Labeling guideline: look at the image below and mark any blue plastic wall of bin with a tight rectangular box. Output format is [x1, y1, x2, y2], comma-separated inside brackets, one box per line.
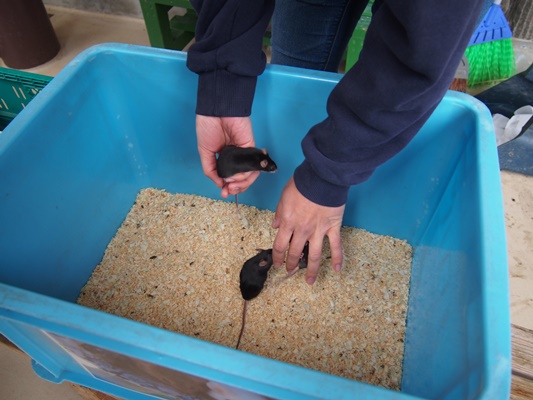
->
[0, 44, 510, 399]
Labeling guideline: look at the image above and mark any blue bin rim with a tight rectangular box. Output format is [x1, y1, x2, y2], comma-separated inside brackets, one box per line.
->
[0, 43, 510, 399]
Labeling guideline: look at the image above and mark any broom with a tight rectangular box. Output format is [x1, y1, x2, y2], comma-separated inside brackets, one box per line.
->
[465, 0, 516, 87]
[449, 56, 469, 93]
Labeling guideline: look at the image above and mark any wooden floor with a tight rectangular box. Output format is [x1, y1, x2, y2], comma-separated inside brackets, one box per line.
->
[2, 324, 532, 399]
[512, 325, 533, 400]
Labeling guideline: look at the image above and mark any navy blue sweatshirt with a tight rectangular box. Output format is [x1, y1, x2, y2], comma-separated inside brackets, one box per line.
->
[187, 0, 484, 207]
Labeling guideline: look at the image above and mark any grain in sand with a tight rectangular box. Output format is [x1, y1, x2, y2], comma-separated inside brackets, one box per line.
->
[78, 188, 413, 390]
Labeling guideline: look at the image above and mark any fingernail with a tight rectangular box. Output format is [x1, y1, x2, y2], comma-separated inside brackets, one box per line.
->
[286, 267, 299, 277]
[306, 276, 316, 285]
[334, 264, 342, 272]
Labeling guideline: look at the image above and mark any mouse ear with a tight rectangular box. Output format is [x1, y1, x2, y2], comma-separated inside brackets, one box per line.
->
[261, 148, 268, 155]
[258, 259, 269, 267]
[260, 159, 269, 169]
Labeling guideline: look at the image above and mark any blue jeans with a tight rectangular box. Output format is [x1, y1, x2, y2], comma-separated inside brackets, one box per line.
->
[270, 0, 377, 72]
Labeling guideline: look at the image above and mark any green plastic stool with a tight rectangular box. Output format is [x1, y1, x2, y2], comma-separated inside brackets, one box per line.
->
[140, 0, 197, 50]
[345, 0, 373, 71]
[140, 0, 366, 64]
[140, 0, 271, 51]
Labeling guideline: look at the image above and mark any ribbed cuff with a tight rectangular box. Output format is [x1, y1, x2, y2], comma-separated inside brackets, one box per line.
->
[293, 160, 349, 207]
[196, 70, 257, 117]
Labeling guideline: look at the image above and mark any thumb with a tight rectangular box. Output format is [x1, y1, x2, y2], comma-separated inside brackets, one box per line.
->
[198, 146, 224, 188]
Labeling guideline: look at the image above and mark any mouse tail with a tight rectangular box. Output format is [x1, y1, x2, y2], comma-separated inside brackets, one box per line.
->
[236, 300, 247, 350]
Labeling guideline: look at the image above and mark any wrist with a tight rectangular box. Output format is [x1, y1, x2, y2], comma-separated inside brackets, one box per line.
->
[293, 160, 349, 207]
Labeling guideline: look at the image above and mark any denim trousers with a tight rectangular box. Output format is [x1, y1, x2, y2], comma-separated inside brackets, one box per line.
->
[270, 0, 378, 72]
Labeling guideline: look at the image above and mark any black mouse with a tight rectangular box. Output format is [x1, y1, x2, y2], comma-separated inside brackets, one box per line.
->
[286, 236, 309, 273]
[298, 241, 310, 270]
[236, 249, 274, 349]
[239, 248, 274, 300]
[216, 145, 277, 178]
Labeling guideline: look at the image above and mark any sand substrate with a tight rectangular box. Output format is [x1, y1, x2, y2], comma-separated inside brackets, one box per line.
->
[77, 188, 413, 390]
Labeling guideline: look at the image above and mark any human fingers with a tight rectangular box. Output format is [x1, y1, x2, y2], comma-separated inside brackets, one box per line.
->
[304, 236, 325, 285]
[223, 171, 254, 183]
[198, 146, 224, 188]
[224, 171, 260, 195]
[220, 172, 259, 198]
[271, 179, 301, 268]
[327, 228, 343, 273]
[284, 232, 310, 273]
[272, 223, 293, 268]
[196, 115, 225, 187]
[220, 183, 240, 199]
[272, 176, 345, 280]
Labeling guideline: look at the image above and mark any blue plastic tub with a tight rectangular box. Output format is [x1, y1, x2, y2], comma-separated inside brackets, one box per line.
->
[0, 44, 510, 399]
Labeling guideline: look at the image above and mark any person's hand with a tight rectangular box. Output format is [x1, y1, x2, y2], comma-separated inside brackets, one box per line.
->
[196, 115, 260, 198]
[272, 177, 345, 285]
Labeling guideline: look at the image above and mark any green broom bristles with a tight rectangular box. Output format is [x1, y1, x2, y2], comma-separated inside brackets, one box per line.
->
[465, 0, 516, 87]
[465, 38, 516, 87]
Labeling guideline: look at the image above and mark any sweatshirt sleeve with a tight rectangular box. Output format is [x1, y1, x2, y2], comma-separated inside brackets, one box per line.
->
[186, 0, 274, 117]
[293, 0, 484, 207]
